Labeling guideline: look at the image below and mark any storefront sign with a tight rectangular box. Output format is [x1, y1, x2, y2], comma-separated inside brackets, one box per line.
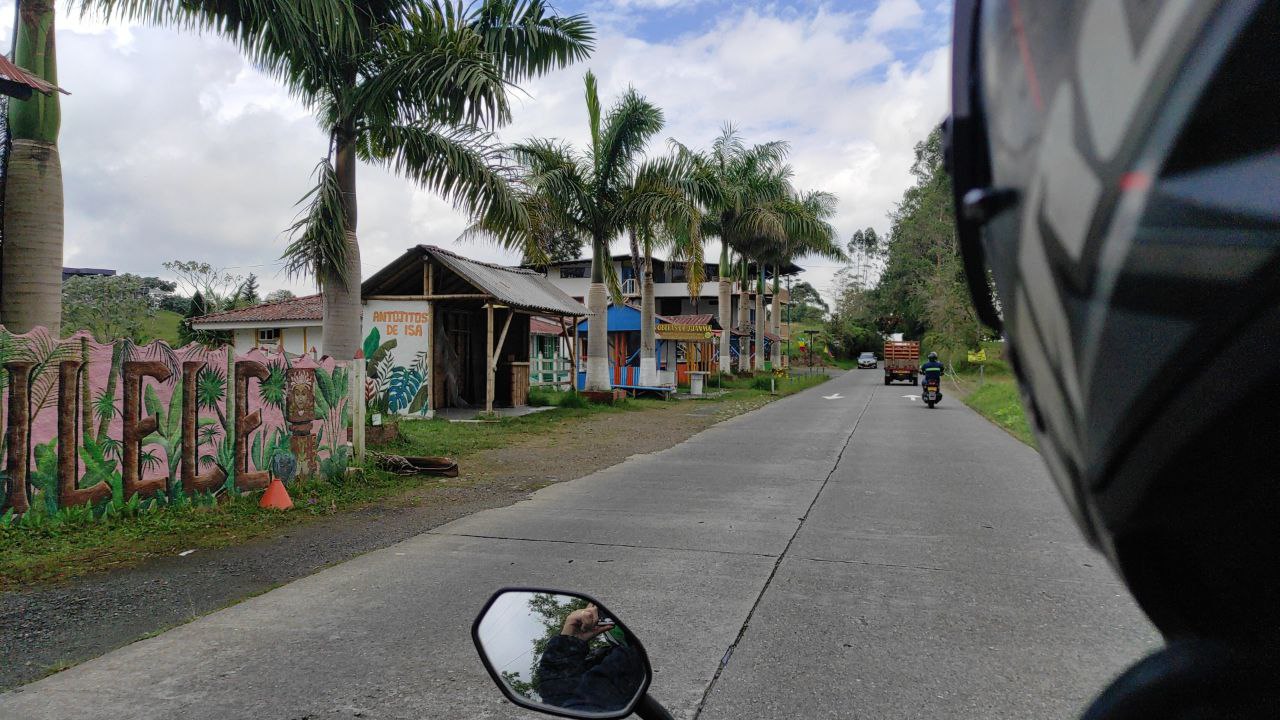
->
[656, 323, 714, 341]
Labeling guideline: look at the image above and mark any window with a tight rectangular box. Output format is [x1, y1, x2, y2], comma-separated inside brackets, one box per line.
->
[559, 266, 587, 278]
[257, 328, 280, 344]
[660, 298, 683, 316]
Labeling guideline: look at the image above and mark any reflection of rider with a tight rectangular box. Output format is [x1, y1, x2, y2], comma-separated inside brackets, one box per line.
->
[536, 604, 644, 712]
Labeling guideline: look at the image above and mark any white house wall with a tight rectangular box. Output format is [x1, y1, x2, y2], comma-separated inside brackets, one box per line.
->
[232, 329, 255, 354]
[228, 326, 323, 356]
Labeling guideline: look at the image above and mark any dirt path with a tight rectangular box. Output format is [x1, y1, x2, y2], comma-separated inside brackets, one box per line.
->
[0, 395, 764, 690]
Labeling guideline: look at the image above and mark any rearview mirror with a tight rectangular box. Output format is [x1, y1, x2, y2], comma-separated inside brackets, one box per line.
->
[472, 588, 652, 719]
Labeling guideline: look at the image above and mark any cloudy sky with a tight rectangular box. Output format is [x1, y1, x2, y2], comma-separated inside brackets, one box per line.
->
[1, 0, 951, 303]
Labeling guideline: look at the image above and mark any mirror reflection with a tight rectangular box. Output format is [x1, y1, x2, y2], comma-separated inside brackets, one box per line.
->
[477, 591, 646, 714]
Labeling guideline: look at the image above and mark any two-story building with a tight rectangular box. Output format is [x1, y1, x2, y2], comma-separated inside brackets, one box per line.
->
[531, 255, 800, 338]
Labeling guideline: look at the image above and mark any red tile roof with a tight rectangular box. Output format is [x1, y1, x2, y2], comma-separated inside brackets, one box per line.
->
[190, 294, 323, 326]
[529, 316, 566, 335]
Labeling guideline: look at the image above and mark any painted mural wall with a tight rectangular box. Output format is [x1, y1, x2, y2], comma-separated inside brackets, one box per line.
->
[362, 300, 430, 418]
[0, 327, 351, 517]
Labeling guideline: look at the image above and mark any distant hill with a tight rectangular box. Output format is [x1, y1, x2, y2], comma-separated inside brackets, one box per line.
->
[142, 309, 183, 345]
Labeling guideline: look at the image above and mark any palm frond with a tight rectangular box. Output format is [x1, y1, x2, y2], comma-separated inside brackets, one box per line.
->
[366, 123, 527, 240]
[595, 88, 664, 195]
[73, 0, 356, 99]
[584, 70, 602, 155]
[468, 0, 596, 83]
[510, 138, 594, 229]
[362, 8, 512, 129]
[281, 157, 349, 288]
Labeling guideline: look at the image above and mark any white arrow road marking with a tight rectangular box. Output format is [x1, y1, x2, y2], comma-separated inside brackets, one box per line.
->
[823, 393, 844, 400]
[902, 395, 918, 401]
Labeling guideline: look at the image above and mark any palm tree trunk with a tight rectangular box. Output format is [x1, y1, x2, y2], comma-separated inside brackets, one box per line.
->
[639, 251, 657, 386]
[320, 125, 363, 361]
[717, 245, 730, 374]
[754, 270, 765, 370]
[584, 238, 611, 391]
[737, 259, 750, 371]
[3, 3, 63, 335]
[770, 270, 782, 367]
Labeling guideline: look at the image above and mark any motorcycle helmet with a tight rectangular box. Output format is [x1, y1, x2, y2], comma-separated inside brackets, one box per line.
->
[947, 0, 1280, 642]
[927, 352, 938, 361]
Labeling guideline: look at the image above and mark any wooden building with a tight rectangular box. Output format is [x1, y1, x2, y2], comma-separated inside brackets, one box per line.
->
[361, 246, 590, 414]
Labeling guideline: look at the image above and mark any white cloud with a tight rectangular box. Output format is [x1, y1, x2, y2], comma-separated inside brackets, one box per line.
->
[1, 2, 949, 304]
[866, 0, 925, 36]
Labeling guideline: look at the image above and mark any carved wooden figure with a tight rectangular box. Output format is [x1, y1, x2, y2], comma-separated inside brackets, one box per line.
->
[58, 361, 110, 508]
[122, 360, 171, 499]
[181, 361, 226, 494]
[4, 362, 33, 513]
[234, 360, 270, 491]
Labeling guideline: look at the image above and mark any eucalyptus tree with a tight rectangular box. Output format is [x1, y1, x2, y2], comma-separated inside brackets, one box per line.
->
[80, 0, 594, 360]
[504, 71, 666, 392]
[673, 127, 792, 374]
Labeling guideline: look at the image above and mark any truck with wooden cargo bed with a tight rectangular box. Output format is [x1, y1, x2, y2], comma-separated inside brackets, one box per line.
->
[883, 340, 920, 385]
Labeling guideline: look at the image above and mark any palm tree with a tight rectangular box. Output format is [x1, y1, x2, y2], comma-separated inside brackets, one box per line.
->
[3, 2, 69, 334]
[281, 1, 593, 360]
[674, 127, 792, 375]
[624, 153, 713, 386]
[78, 0, 594, 361]
[757, 190, 844, 367]
[502, 71, 665, 392]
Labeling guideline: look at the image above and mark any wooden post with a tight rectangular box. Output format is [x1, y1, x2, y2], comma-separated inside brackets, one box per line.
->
[351, 356, 366, 464]
[492, 310, 513, 371]
[559, 315, 577, 391]
[486, 303, 495, 414]
[425, 259, 435, 418]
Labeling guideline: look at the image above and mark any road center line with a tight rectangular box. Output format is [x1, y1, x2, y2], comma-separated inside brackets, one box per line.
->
[692, 382, 877, 718]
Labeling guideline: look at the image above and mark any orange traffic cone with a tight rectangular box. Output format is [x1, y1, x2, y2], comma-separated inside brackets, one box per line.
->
[260, 478, 293, 510]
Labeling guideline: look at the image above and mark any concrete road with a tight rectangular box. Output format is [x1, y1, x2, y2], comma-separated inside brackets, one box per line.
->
[2, 370, 1158, 719]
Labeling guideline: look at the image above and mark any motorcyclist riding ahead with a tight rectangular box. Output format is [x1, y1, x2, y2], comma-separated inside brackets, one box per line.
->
[919, 352, 943, 392]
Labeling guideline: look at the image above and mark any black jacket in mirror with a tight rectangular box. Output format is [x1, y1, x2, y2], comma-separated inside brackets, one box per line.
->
[536, 635, 645, 712]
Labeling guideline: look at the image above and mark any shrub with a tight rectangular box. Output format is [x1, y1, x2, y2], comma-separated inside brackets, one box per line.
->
[557, 392, 590, 409]
[527, 387, 556, 407]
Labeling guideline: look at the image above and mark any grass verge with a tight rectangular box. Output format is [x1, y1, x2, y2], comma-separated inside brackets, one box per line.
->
[1, 373, 829, 589]
[957, 374, 1034, 448]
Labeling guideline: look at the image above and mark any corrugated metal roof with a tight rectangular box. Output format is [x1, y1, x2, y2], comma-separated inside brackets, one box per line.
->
[0, 56, 65, 98]
[422, 245, 590, 317]
[191, 294, 323, 326]
[663, 314, 714, 326]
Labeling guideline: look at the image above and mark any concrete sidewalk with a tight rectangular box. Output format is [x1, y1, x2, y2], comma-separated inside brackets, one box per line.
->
[1, 370, 1156, 719]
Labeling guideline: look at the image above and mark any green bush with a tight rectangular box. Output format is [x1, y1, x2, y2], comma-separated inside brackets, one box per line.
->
[751, 375, 776, 391]
[557, 392, 590, 409]
[527, 387, 556, 407]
